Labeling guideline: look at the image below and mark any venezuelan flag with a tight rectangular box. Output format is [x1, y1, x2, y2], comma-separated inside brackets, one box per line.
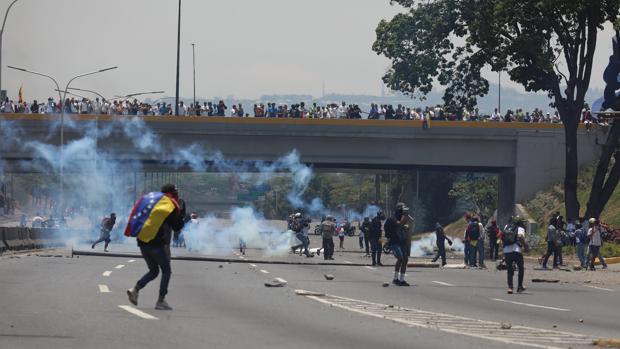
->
[124, 192, 179, 243]
[423, 112, 431, 129]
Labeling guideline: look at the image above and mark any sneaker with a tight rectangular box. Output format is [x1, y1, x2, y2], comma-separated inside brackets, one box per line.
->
[126, 288, 139, 306]
[602, 265, 608, 269]
[392, 279, 399, 285]
[537, 257, 542, 265]
[507, 288, 513, 294]
[104, 249, 109, 253]
[398, 280, 410, 287]
[91, 244, 95, 249]
[517, 287, 526, 293]
[377, 262, 384, 266]
[155, 299, 172, 310]
[371, 262, 377, 266]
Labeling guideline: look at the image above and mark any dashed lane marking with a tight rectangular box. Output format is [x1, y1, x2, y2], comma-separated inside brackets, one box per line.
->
[274, 277, 287, 284]
[343, 261, 353, 264]
[365, 266, 377, 270]
[432, 281, 454, 287]
[239, 256, 245, 259]
[260, 269, 270, 274]
[118, 305, 158, 320]
[128, 259, 136, 263]
[249, 264, 257, 268]
[299, 291, 592, 349]
[491, 298, 570, 312]
[114, 265, 125, 269]
[98, 284, 110, 293]
[583, 285, 614, 292]
[102, 271, 112, 277]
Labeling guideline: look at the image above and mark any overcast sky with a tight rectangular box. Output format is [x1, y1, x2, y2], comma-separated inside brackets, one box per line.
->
[1, 0, 617, 102]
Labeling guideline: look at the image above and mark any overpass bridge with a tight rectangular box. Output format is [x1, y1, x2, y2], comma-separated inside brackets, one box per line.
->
[0, 114, 603, 224]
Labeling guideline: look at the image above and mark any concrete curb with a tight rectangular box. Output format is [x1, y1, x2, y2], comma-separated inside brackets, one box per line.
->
[596, 257, 620, 265]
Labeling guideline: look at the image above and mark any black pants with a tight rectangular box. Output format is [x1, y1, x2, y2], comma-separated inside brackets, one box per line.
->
[322, 238, 334, 260]
[541, 241, 558, 268]
[489, 238, 499, 261]
[370, 238, 382, 264]
[505, 251, 524, 289]
[432, 243, 446, 265]
[364, 236, 370, 255]
[136, 245, 171, 299]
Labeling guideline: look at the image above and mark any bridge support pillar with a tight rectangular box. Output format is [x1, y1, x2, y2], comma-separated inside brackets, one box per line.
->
[497, 169, 516, 228]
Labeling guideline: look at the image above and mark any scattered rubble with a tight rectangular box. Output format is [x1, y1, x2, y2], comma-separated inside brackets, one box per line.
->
[264, 278, 287, 288]
[324, 274, 334, 280]
[500, 322, 512, 330]
[295, 290, 325, 296]
[382, 282, 390, 287]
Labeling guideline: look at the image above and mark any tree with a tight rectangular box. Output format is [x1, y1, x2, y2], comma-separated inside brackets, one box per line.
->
[373, 0, 620, 220]
[448, 175, 498, 219]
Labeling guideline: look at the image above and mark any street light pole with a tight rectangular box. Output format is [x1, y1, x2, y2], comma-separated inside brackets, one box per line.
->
[175, 0, 181, 116]
[192, 43, 196, 111]
[0, 0, 19, 101]
[8, 65, 117, 218]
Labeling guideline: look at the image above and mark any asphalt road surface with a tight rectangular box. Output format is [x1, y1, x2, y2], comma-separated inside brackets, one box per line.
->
[1, 246, 618, 349]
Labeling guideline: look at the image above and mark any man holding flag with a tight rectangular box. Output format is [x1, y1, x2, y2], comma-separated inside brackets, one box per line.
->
[125, 184, 186, 310]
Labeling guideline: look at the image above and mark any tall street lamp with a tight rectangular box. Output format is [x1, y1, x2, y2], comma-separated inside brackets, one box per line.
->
[0, 0, 19, 101]
[175, 0, 181, 116]
[192, 43, 196, 111]
[8, 65, 117, 217]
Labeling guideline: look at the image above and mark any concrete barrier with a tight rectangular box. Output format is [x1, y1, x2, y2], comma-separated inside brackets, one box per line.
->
[0, 228, 6, 253]
[18, 228, 35, 250]
[2, 227, 28, 250]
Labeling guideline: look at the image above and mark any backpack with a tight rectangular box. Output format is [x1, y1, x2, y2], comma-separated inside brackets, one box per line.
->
[468, 222, 480, 240]
[383, 217, 400, 244]
[502, 225, 518, 246]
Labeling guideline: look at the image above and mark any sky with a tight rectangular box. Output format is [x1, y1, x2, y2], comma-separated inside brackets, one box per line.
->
[1, 0, 617, 103]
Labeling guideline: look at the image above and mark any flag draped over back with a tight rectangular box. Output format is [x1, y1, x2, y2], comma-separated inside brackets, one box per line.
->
[124, 192, 178, 243]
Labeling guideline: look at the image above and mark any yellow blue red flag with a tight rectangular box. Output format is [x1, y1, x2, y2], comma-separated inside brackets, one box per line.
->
[124, 192, 178, 243]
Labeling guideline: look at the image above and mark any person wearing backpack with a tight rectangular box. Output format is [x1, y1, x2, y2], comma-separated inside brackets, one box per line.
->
[574, 221, 588, 268]
[466, 217, 481, 268]
[501, 216, 527, 294]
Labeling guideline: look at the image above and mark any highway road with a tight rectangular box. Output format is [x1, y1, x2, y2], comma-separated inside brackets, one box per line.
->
[0, 246, 618, 349]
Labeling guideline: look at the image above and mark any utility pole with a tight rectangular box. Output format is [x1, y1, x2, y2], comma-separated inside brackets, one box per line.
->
[192, 43, 196, 111]
[0, 0, 19, 101]
[498, 71, 502, 114]
[175, 0, 182, 116]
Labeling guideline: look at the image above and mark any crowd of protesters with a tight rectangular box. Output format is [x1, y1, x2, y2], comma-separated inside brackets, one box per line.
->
[0, 96, 607, 125]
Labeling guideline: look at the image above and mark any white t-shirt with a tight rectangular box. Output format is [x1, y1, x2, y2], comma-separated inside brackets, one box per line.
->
[503, 227, 526, 253]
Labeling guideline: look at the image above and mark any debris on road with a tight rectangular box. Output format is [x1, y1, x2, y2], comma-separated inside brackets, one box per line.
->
[532, 278, 560, 283]
[264, 278, 287, 288]
[442, 264, 466, 269]
[324, 274, 335, 280]
[579, 319, 584, 323]
[407, 262, 439, 268]
[593, 338, 620, 348]
[382, 282, 390, 287]
[218, 265, 223, 268]
[500, 322, 512, 330]
[573, 265, 583, 271]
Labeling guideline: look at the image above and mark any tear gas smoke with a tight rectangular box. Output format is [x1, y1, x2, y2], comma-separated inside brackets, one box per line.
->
[409, 234, 464, 258]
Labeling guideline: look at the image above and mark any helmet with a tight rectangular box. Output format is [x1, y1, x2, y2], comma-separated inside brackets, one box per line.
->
[326, 215, 334, 222]
[512, 215, 524, 226]
[395, 202, 409, 212]
[294, 213, 302, 218]
[589, 218, 597, 224]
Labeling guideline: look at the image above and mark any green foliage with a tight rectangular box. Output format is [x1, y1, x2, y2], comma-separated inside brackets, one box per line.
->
[448, 174, 498, 218]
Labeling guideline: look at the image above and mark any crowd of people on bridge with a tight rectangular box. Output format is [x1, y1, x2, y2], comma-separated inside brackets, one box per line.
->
[0, 96, 606, 125]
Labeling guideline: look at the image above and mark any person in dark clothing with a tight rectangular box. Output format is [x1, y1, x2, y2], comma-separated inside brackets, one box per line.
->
[92, 213, 116, 252]
[486, 220, 500, 261]
[431, 223, 452, 266]
[360, 217, 371, 256]
[541, 217, 559, 269]
[386, 203, 412, 286]
[127, 184, 185, 311]
[369, 211, 385, 266]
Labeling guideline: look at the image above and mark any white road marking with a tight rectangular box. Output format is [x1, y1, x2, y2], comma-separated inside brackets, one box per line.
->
[583, 285, 614, 292]
[114, 264, 125, 269]
[365, 266, 377, 270]
[102, 271, 112, 277]
[239, 256, 245, 259]
[249, 264, 257, 268]
[432, 281, 454, 287]
[118, 305, 158, 320]
[344, 261, 353, 264]
[491, 298, 570, 312]
[98, 284, 110, 293]
[260, 269, 270, 274]
[274, 277, 287, 283]
[128, 259, 136, 263]
[300, 291, 591, 349]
